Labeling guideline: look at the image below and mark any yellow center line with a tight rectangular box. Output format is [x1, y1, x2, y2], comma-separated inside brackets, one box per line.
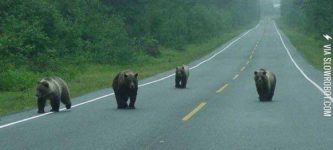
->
[240, 66, 246, 71]
[182, 102, 207, 122]
[232, 74, 239, 80]
[216, 84, 229, 93]
[246, 60, 250, 65]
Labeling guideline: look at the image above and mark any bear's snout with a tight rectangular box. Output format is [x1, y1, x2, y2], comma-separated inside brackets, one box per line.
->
[129, 82, 136, 89]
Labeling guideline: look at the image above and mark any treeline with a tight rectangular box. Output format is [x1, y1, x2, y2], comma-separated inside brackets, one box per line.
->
[0, 0, 259, 91]
[280, 0, 333, 38]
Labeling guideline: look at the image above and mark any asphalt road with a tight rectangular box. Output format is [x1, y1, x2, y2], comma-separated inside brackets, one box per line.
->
[0, 19, 332, 150]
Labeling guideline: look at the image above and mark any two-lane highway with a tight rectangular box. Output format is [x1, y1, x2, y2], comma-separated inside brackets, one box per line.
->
[0, 18, 331, 150]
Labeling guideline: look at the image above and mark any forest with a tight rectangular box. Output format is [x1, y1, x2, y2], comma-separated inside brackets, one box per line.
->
[0, 0, 259, 91]
[279, 0, 333, 68]
[280, 0, 333, 38]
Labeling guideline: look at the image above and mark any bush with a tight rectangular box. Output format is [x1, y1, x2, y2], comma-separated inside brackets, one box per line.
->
[135, 36, 160, 57]
[0, 68, 38, 91]
[0, 0, 260, 92]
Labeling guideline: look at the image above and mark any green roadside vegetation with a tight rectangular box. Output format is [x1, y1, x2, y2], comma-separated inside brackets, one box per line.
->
[0, 0, 259, 116]
[0, 28, 249, 116]
[278, 0, 333, 69]
[278, 23, 323, 69]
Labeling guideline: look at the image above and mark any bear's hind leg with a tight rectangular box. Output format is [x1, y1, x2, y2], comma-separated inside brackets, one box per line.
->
[37, 98, 46, 113]
[268, 92, 274, 101]
[50, 96, 60, 112]
[182, 78, 187, 88]
[61, 89, 71, 109]
[269, 82, 276, 101]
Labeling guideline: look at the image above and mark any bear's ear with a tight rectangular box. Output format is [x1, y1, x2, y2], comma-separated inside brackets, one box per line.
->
[134, 73, 138, 78]
[42, 82, 49, 88]
[124, 74, 128, 78]
[263, 71, 266, 75]
[254, 71, 258, 75]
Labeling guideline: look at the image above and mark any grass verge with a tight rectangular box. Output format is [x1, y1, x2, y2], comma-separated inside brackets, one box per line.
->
[277, 23, 324, 69]
[0, 27, 248, 116]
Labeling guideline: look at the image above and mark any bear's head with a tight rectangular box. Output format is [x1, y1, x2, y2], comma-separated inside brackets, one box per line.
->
[254, 69, 267, 85]
[176, 66, 185, 77]
[124, 72, 138, 89]
[36, 81, 51, 98]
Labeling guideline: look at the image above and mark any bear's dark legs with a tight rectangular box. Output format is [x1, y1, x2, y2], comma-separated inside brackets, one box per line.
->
[61, 89, 71, 109]
[115, 92, 121, 107]
[50, 96, 60, 112]
[181, 77, 187, 88]
[115, 93, 127, 109]
[122, 95, 129, 108]
[119, 102, 127, 109]
[37, 98, 46, 113]
[116, 93, 128, 109]
[129, 96, 136, 109]
[175, 77, 181, 88]
[65, 104, 71, 109]
[258, 93, 266, 101]
[268, 92, 274, 101]
[259, 97, 268, 101]
[259, 95, 264, 101]
[176, 76, 188, 89]
[259, 94, 272, 101]
[269, 84, 275, 101]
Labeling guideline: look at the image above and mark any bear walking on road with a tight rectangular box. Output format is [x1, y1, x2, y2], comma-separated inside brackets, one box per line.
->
[112, 70, 138, 109]
[254, 69, 276, 101]
[36, 77, 71, 113]
[175, 65, 189, 89]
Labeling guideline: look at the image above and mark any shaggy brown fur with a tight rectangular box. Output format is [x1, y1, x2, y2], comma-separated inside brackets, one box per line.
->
[112, 70, 138, 109]
[254, 69, 276, 101]
[175, 65, 189, 88]
[36, 77, 71, 113]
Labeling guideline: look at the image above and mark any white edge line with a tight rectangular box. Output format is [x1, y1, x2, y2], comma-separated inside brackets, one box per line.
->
[0, 24, 260, 130]
[273, 22, 333, 102]
[189, 24, 259, 70]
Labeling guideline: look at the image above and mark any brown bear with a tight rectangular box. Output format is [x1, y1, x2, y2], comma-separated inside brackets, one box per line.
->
[254, 69, 276, 101]
[36, 77, 71, 113]
[112, 70, 138, 109]
[175, 65, 189, 88]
